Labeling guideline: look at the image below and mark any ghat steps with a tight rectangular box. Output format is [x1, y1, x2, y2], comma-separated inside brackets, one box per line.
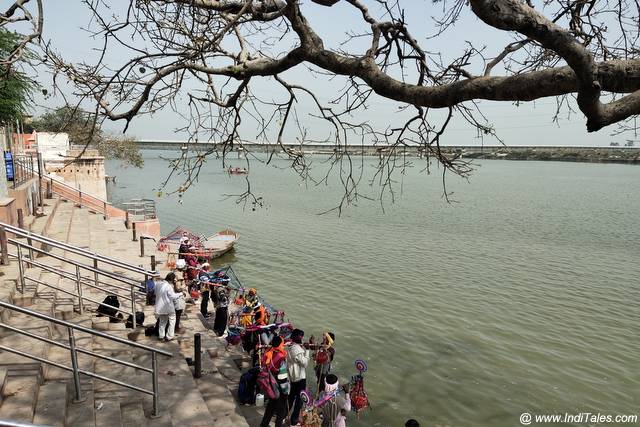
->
[0, 195, 258, 426]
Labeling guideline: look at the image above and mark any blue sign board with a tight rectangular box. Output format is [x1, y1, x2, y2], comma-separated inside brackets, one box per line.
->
[4, 151, 14, 181]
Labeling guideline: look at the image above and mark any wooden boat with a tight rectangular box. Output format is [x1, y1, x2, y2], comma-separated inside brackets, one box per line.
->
[228, 166, 248, 174]
[158, 227, 238, 267]
[202, 229, 239, 258]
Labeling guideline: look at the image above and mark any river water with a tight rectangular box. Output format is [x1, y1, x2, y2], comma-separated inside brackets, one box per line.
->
[107, 152, 640, 427]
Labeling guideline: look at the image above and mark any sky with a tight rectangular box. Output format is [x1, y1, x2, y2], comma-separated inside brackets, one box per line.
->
[25, 0, 633, 147]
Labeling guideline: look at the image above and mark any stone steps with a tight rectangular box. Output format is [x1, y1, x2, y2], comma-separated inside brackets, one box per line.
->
[33, 381, 68, 427]
[0, 374, 40, 424]
[121, 401, 147, 427]
[65, 380, 95, 426]
[94, 398, 121, 427]
[0, 195, 257, 426]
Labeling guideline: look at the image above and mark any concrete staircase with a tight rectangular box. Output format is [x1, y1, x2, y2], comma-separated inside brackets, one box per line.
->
[0, 195, 256, 426]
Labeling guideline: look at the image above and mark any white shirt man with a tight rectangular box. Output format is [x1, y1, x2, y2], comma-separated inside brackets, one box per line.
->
[154, 273, 180, 341]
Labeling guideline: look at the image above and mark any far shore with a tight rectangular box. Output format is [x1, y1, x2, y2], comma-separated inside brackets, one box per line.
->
[134, 141, 640, 165]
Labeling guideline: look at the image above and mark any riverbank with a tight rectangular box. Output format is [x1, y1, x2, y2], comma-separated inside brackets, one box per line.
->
[458, 146, 640, 163]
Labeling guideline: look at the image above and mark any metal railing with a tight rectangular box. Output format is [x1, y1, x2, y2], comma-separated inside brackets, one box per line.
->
[0, 420, 49, 427]
[17, 156, 120, 219]
[47, 175, 114, 219]
[0, 223, 157, 328]
[0, 300, 171, 416]
[8, 240, 141, 323]
[121, 198, 157, 221]
[9, 152, 36, 189]
[0, 222, 154, 277]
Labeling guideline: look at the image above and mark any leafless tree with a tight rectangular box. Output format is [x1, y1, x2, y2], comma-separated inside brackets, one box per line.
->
[0, 0, 42, 71]
[8, 0, 640, 210]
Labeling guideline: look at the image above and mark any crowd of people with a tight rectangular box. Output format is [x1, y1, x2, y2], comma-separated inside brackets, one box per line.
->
[147, 236, 419, 426]
[150, 238, 232, 341]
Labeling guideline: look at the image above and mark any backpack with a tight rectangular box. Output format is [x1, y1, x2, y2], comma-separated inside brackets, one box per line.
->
[314, 349, 329, 365]
[125, 311, 145, 329]
[97, 295, 120, 318]
[238, 367, 259, 405]
[145, 279, 156, 305]
[256, 362, 280, 400]
[145, 320, 159, 336]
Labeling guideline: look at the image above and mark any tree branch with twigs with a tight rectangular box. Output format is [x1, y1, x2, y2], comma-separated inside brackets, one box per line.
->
[8, 0, 640, 209]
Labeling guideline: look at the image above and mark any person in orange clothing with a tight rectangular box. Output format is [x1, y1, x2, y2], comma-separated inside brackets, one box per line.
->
[250, 301, 271, 367]
[253, 300, 267, 326]
[253, 301, 272, 345]
[259, 336, 290, 427]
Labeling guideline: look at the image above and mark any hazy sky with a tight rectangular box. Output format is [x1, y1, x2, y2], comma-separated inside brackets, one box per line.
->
[29, 0, 628, 147]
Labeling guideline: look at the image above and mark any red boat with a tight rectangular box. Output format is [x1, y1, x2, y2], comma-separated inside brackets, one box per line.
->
[227, 166, 248, 174]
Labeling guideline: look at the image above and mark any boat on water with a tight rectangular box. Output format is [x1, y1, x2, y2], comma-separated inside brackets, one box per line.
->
[157, 226, 238, 265]
[202, 229, 239, 258]
[228, 166, 248, 174]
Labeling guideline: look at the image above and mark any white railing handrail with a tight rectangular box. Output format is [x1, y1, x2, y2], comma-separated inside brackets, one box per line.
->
[0, 222, 154, 277]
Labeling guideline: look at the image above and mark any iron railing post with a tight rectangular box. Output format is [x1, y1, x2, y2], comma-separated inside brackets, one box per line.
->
[17, 208, 24, 228]
[194, 333, 202, 378]
[93, 256, 99, 289]
[132, 222, 137, 241]
[150, 255, 156, 271]
[26, 232, 33, 268]
[130, 285, 137, 329]
[17, 244, 25, 293]
[139, 237, 144, 257]
[68, 327, 85, 402]
[75, 265, 84, 315]
[0, 226, 8, 265]
[103, 201, 108, 220]
[31, 190, 37, 216]
[37, 151, 43, 208]
[152, 352, 159, 417]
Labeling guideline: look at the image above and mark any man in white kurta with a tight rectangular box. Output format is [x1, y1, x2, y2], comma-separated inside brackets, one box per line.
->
[155, 272, 180, 341]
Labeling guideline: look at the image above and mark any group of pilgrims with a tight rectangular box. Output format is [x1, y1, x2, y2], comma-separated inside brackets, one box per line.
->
[148, 235, 373, 427]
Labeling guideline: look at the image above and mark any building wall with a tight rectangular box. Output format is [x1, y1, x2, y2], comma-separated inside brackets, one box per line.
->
[37, 132, 70, 161]
[47, 156, 107, 201]
[8, 178, 39, 218]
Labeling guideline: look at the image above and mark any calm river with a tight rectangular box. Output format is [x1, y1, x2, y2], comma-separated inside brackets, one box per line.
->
[107, 152, 640, 427]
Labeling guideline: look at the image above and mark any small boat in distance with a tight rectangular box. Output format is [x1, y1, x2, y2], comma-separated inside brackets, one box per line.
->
[203, 229, 239, 258]
[228, 166, 248, 174]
